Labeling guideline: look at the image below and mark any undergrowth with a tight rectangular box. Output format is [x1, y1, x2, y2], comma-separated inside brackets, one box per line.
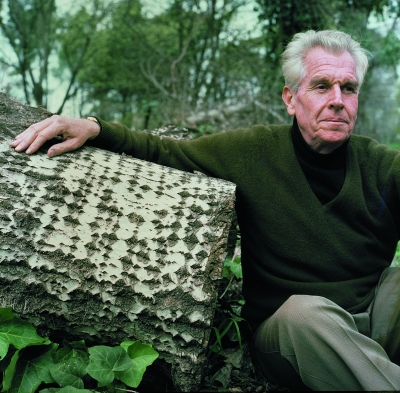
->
[0, 308, 158, 392]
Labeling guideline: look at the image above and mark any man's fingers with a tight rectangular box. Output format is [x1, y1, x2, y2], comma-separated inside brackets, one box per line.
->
[25, 128, 60, 154]
[11, 115, 100, 158]
[47, 138, 84, 158]
[13, 117, 55, 140]
[11, 120, 48, 149]
[11, 125, 41, 150]
[11, 116, 63, 154]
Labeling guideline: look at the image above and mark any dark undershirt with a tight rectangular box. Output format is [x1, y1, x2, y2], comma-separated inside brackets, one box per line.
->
[291, 118, 348, 205]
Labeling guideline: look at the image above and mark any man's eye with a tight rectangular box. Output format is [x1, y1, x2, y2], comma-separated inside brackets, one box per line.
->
[316, 84, 327, 90]
[343, 86, 356, 93]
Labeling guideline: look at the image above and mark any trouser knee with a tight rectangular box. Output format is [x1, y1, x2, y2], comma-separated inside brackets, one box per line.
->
[272, 294, 335, 331]
[251, 295, 330, 390]
[253, 294, 342, 356]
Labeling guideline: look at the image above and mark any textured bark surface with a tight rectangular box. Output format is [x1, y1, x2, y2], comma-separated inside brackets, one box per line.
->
[0, 94, 236, 391]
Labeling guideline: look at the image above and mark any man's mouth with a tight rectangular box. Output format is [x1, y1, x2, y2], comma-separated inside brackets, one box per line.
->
[323, 118, 348, 123]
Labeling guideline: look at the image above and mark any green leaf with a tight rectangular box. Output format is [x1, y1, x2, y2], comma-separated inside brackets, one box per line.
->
[0, 308, 50, 360]
[53, 340, 89, 364]
[50, 341, 89, 388]
[117, 341, 159, 388]
[50, 355, 88, 389]
[0, 308, 15, 322]
[86, 346, 132, 386]
[209, 326, 224, 354]
[2, 344, 57, 393]
[0, 346, 17, 373]
[0, 340, 9, 361]
[40, 387, 94, 393]
[2, 348, 20, 392]
[67, 341, 88, 352]
[222, 257, 242, 279]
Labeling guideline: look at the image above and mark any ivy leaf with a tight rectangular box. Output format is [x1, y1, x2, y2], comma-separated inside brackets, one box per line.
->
[0, 308, 50, 360]
[117, 340, 159, 388]
[0, 308, 15, 322]
[2, 344, 57, 393]
[0, 346, 17, 373]
[40, 387, 94, 393]
[0, 340, 8, 361]
[50, 355, 88, 389]
[86, 346, 132, 386]
[49, 341, 90, 389]
[53, 340, 89, 364]
[222, 257, 242, 279]
[2, 347, 20, 392]
[65, 341, 88, 353]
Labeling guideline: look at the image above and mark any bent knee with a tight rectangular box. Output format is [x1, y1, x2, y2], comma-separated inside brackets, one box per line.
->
[274, 295, 338, 327]
[280, 294, 333, 312]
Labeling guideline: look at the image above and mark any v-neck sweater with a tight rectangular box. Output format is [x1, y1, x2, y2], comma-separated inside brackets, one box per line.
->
[291, 118, 348, 204]
[91, 119, 400, 331]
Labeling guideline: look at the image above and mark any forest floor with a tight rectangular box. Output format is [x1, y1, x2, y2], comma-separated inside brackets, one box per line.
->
[199, 277, 287, 393]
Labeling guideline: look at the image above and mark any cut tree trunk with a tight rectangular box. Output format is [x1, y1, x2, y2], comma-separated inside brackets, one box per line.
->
[0, 94, 236, 392]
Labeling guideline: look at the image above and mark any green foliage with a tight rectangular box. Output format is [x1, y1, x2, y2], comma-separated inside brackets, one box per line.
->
[3, 345, 57, 393]
[119, 340, 159, 388]
[0, 0, 58, 106]
[222, 256, 242, 280]
[2, 0, 400, 142]
[87, 346, 132, 387]
[0, 308, 159, 392]
[389, 142, 400, 150]
[0, 308, 50, 360]
[206, 307, 245, 389]
[41, 387, 93, 393]
[203, 254, 247, 389]
[197, 124, 216, 136]
[209, 316, 244, 356]
[49, 341, 89, 389]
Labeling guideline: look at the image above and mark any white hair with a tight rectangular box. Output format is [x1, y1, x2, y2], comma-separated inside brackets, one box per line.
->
[282, 30, 370, 92]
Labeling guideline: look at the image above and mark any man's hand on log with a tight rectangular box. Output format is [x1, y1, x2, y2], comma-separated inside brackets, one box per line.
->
[10, 115, 100, 158]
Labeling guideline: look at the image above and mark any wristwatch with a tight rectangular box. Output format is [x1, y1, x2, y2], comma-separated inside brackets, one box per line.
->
[87, 116, 100, 126]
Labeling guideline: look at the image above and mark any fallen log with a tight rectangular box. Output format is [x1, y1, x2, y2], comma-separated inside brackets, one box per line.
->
[0, 94, 236, 391]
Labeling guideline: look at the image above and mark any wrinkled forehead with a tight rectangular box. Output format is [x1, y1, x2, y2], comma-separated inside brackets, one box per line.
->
[303, 47, 358, 82]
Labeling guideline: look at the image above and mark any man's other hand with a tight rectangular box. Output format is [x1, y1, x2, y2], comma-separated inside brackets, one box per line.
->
[10, 115, 100, 158]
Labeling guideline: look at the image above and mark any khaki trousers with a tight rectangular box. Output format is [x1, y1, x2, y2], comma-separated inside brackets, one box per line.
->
[251, 267, 400, 391]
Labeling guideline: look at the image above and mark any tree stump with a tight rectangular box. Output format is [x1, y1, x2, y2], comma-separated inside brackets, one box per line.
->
[0, 94, 236, 391]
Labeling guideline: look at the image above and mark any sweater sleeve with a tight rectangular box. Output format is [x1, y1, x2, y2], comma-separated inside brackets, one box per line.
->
[87, 118, 276, 184]
[352, 136, 400, 237]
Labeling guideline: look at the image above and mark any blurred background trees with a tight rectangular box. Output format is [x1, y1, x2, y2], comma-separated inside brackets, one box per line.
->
[1, 0, 400, 144]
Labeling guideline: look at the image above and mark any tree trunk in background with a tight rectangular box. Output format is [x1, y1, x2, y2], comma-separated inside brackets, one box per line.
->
[0, 94, 236, 391]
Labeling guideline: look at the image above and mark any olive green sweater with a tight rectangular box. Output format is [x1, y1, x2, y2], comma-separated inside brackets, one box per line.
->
[91, 120, 400, 331]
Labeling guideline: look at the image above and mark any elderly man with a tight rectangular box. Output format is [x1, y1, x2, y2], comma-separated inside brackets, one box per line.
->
[11, 30, 400, 390]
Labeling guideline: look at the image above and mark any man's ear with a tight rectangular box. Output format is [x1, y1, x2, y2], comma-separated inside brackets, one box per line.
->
[282, 86, 296, 116]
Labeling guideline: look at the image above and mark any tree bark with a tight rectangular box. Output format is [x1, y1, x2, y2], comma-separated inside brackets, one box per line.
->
[0, 93, 236, 391]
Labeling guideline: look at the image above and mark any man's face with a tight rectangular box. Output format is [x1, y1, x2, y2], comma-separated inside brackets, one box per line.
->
[282, 47, 359, 154]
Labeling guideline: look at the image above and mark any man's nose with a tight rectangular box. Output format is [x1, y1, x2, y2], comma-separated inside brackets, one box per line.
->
[329, 85, 344, 109]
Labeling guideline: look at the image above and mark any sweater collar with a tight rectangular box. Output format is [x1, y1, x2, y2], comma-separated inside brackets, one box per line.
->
[291, 117, 348, 169]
